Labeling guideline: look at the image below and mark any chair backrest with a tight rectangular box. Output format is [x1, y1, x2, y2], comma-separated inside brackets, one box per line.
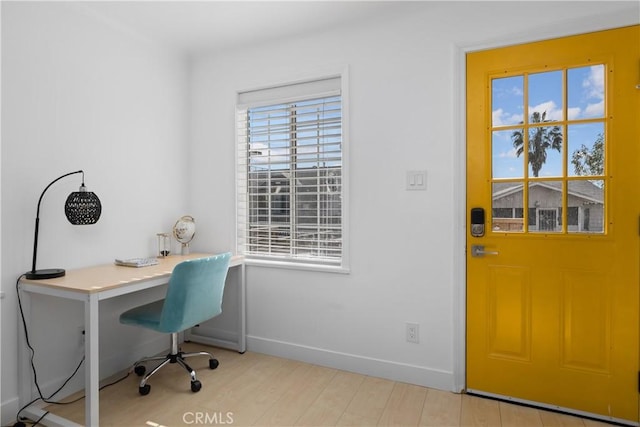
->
[158, 252, 232, 333]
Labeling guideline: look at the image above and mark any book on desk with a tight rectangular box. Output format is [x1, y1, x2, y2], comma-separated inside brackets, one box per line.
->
[114, 257, 160, 267]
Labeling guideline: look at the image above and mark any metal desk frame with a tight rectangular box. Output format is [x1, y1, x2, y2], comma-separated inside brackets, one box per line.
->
[18, 253, 245, 427]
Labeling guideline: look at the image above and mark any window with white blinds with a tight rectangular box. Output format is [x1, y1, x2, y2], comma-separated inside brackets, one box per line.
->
[237, 77, 344, 267]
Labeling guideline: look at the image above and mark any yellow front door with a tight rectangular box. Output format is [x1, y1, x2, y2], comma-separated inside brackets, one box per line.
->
[466, 25, 640, 423]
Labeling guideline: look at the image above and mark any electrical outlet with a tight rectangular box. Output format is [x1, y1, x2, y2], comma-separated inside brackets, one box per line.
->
[406, 322, 419, 343]
[78, 326, 85, 347]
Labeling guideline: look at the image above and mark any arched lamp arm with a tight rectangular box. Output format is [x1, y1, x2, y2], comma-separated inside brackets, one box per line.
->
[31, 170, 83, 275]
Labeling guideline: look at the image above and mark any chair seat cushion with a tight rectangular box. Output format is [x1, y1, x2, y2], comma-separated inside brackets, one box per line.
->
[119, 299, 166, 332]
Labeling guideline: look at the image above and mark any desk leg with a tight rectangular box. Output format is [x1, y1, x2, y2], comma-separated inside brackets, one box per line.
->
[85, 294, 99, 426]
[238, 263, 246, 353]
[17, 285, 34, 407]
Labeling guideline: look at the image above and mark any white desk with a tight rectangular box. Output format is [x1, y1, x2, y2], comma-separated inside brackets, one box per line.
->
[18, 253, 245, 427]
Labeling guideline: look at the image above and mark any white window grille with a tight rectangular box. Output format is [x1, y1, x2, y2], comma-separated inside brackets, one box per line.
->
[236, 77, 344, 267]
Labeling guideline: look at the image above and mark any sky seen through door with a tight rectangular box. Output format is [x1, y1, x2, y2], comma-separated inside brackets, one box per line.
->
[491, 65, 605, 179]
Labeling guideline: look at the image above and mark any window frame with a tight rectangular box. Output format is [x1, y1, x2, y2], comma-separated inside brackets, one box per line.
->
[489, 65, 607, 235]
[235, 71, 350, 273]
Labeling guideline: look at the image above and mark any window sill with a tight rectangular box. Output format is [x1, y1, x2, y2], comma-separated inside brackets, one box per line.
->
[244, 257, 350, 274]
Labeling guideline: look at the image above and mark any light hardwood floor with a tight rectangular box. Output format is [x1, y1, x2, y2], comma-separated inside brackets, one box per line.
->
[44, 343, 613, 427]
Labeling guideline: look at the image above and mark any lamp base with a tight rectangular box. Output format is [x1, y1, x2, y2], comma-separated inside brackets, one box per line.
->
[25, 268, 66, 280]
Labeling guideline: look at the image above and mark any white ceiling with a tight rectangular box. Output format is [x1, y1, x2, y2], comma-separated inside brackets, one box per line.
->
[61, 1, 640, 57]
[75, 1, 421, 55]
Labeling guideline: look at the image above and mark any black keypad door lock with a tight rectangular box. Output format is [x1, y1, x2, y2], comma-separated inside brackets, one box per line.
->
[470, 207, 485, 237]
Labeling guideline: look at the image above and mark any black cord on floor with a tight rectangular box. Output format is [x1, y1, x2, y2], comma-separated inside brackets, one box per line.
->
[14, 275, 130, 426]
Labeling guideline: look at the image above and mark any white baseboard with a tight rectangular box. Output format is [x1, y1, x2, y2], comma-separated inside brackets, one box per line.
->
[2, 395, 20, 427]
[246, 335, 455, 392]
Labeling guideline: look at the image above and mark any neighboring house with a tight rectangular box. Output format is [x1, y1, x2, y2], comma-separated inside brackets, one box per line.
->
[244, 167, 342, 259]
[492, 180, 604, 233]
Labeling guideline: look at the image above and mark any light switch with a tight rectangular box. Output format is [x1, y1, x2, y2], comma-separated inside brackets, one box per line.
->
[406, 170, 427, 191]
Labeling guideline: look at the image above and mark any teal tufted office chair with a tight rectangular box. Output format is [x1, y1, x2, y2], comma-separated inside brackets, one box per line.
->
[119, 252, 231, 395]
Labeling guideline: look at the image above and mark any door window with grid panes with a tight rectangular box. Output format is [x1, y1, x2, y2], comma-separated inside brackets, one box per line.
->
[490, 65, 605, 234]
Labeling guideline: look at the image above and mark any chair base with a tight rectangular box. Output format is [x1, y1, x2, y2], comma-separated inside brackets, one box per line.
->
[132, 332, 218, 395]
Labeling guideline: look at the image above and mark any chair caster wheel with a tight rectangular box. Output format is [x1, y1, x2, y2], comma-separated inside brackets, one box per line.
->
[14, 422, 27, 427]
[139, 384, 151, 395]
[134, 365, 146, 376]
[191, 380, 202, 392]
[209, 358, 219, 369]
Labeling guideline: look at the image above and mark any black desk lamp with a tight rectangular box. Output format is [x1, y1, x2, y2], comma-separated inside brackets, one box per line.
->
[26, 170, 102, 280]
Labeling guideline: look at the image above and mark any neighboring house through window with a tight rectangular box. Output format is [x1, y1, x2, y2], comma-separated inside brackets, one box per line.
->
[492, 181, 603, 233]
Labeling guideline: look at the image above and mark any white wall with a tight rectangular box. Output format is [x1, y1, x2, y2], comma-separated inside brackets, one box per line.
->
[1, 2, 189, 423]
[1, 1, 638, 425]
[189, 0, 639, 392]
